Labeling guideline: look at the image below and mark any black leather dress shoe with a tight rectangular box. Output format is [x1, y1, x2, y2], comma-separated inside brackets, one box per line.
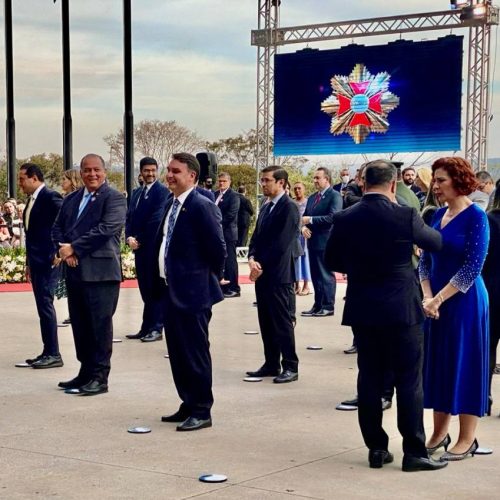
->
[141, 330, 163, 342]
[273, 370, 298, 383]
[301, 308, 318, 317]
[31, 355, 64, 369]
[78, 380, 108, 396]
[246, 366, 280, 377]
[402, 455, 448, 472]
[223, 291, 241, 298]
[126, 331, 146, 339]
[25, 354, 43, 365]
[161, 410, 190, 423]
[343, 345, 357, 354]
[369, 450, 394, 469]
[58, 376, 88, 390]
[176, 416, 212, 431]
[312, 309, 334, 317]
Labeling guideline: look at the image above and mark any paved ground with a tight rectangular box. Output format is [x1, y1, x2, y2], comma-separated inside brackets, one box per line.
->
[1, 274, 500, 499]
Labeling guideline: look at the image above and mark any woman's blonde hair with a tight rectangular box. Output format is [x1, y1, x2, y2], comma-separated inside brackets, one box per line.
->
[415, 167, 433, 192]
[62, 168, 83, 193]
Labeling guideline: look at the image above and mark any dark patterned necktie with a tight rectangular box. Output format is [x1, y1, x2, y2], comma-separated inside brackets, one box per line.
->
[163, 199, 181, 275]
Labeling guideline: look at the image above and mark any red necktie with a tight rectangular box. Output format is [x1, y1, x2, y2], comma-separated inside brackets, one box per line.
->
[313, 192, 321, 208]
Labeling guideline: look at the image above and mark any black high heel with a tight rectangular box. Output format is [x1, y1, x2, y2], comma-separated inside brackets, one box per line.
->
[440, 438, 479, 462]
[487, 396, 493, 416]
[426, 433, 451, 455]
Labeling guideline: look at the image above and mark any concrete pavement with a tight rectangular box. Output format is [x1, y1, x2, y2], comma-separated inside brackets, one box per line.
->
[1, 279, 499, 499]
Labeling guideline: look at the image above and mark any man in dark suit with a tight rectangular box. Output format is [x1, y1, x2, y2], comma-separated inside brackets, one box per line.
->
[333, 167, 351, 196]
[325, 160, 446, 472]
[18, 163, 63, 368]
[301, 167, 342, 317]
[237, 185, 254, 247]
[52, 154, 127, 396]
[247, 166, 300, 383]
[156, 152, 226, 431]
[214, 172, 240, 298]
[195, 183, 215, 202]
[125, 157, 169, 342]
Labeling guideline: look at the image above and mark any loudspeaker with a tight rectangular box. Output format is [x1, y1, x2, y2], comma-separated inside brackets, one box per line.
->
[196, 152, 218, 183]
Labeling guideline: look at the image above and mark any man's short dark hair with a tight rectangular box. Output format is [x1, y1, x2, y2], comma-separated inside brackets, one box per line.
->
[20, 162, 44, 182]
[139, 157, 158, 171]
[316, 167, 331, 183]
[80, 153, 106, 169]
[262, 165, 288, 184]
[237, 185, 246, 194]
[171, 152, 200, 181]
[402, 166, 416, 175]
[364, 160, 397, 188]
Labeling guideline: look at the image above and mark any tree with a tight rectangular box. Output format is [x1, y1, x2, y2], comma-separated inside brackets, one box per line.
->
[0, 153, 64, 202]
[206, 130, 258, 167]
[104, 119, 205, 169]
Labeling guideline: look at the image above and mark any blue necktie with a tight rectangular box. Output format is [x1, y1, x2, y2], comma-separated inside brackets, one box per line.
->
[163, 199, 181, 276]
[77, 193, 92, 219]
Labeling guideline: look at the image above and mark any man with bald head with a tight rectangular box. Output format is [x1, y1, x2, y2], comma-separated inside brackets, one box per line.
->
[52, 154, 127, 396]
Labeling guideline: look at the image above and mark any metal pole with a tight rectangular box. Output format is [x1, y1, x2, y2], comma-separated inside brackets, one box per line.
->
[123, 0, 134, 202]
[4, 0, 16, 197]
[61, 0, 73, 170]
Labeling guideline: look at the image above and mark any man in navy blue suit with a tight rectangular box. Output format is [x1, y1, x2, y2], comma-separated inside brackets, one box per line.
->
[247, 166, 300, 383]
[52, 154, 127, 396]
[301, 167, 343, 317]
[214, 172, 240, 298]
[125, 157, 169, 342]
[156, 152, 226, 432]
[18, 163, 63, 369]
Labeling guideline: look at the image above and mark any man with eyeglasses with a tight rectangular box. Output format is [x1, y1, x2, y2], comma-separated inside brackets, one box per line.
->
[214, 172, 241, 298]
[476, 171, 496, 211]
[247, 166, 301, 383]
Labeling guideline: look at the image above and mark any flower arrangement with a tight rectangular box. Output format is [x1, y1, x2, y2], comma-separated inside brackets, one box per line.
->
[0, 247, 137, 283]
[121, 247, 136, 279]
[0, 248, 27, 283]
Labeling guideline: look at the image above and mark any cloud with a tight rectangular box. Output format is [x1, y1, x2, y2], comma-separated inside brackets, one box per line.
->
[0, 0, 499, 161]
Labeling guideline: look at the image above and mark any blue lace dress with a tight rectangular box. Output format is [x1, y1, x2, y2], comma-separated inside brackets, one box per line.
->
[419, 204, 490, 416]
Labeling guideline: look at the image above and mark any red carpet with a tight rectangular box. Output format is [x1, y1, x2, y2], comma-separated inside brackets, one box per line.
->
[0, 274, 346, 293]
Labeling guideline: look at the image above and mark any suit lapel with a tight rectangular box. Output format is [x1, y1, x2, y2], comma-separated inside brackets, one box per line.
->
[68, 185, 107, 230]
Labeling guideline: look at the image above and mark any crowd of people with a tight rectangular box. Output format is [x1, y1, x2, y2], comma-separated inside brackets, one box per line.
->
[5, 152, 500, 471]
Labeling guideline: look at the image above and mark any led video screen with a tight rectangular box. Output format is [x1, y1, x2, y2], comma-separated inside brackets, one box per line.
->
[274, 36, 463, 155]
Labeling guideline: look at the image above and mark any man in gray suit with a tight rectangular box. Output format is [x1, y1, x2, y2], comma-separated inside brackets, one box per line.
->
[52, 154, 127, 395]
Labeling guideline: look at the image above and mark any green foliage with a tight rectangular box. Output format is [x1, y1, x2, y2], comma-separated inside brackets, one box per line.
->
[1, 154, 64, 203]
[220, 164, 258, 200]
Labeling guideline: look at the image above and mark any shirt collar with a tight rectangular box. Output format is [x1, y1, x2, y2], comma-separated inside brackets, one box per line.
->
[31, 183, 45, 200]
[175, 186, 195, 205]
[145, 180, 156, 192]
[270, 191, 286, 205]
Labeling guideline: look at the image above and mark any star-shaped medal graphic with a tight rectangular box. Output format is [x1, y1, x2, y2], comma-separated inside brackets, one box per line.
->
[321, 63, 400, 144]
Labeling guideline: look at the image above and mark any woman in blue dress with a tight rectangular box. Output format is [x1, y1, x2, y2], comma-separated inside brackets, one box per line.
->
[419, 157, 489, 461]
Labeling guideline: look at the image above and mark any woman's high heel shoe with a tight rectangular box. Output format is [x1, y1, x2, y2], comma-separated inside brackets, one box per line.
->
[426, 434, 451, 455]
[440, 438, 479, 462]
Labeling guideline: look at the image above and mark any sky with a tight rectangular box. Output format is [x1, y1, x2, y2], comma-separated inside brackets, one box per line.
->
[0, 0, 499, 165]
